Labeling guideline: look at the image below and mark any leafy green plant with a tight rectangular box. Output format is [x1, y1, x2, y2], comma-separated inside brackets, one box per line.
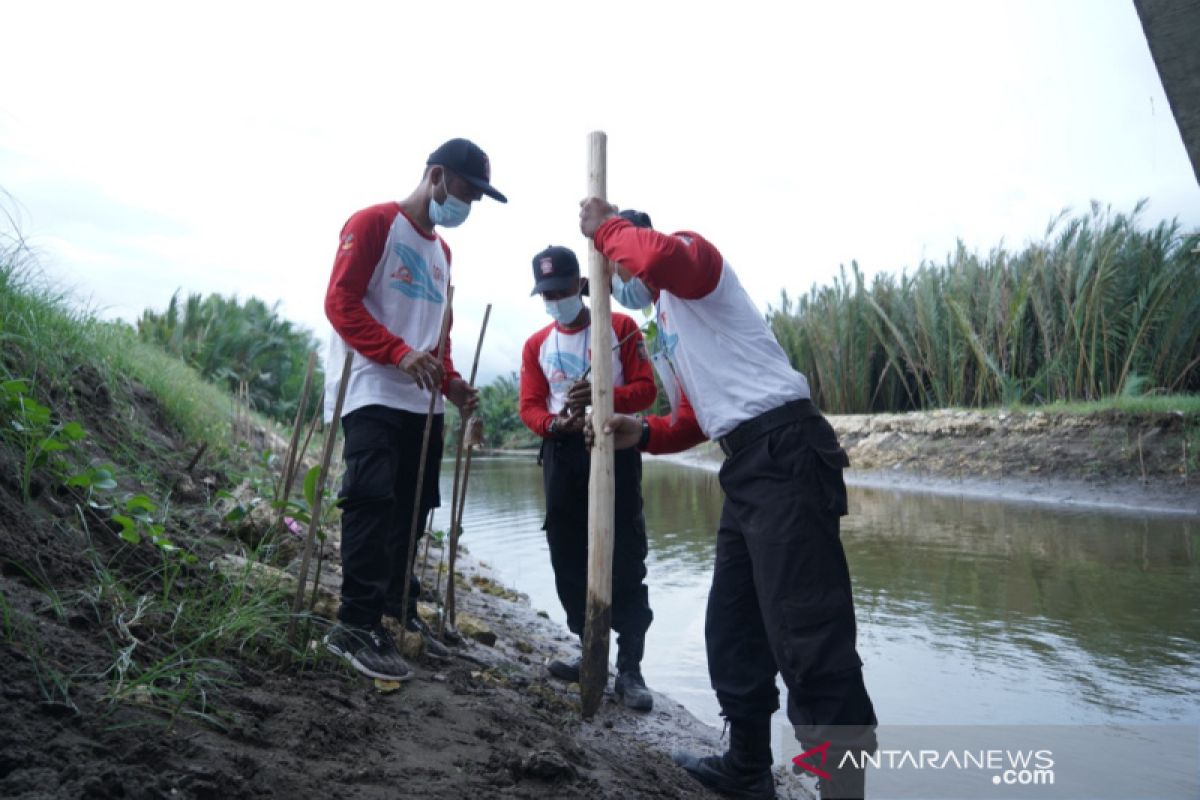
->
[1, 378, 88, 501]
[66, 464, 119, 505]
[271, 464, 342, 534]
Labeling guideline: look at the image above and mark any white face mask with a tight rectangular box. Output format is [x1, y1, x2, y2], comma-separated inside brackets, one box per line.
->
[611, 273, 653, 309]
[428, 175, 471, 227]
[544, 294, 584, 325]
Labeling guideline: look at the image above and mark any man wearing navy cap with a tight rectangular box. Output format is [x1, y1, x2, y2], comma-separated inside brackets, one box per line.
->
[517, 244, 658, 711]
[322, 138, 505, 682]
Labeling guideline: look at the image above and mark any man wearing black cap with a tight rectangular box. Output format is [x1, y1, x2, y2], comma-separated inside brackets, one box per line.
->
[321, 138, 505, 682]
[581, 201, 877, 799]
[517, 244, 658, 711]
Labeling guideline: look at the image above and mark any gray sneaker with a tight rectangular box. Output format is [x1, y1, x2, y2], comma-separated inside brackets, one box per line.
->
[324, 623, 413, 682]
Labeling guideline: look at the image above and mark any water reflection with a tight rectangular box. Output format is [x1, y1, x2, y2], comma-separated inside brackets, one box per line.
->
[437, 454, 1200, 731]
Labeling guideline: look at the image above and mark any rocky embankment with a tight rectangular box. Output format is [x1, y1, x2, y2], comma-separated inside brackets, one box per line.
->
[682, 406, 1199, 516]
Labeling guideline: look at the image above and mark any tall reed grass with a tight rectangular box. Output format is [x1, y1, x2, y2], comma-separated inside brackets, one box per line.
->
[769, 202, 1200, 413]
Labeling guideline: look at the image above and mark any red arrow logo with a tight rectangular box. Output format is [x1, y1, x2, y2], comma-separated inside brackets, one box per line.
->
[792, 741, 832, 780]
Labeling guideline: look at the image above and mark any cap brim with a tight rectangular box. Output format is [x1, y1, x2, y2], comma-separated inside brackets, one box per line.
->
[530, 275, 577, 296]
[462, 174, 507, 203]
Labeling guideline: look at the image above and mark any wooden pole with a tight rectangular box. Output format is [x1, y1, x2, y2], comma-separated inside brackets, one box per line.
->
[397, 286, 456, 644]
[288, 352, 353, 642]
[581, 130, 615, 719]
[441, 305, 492, 637]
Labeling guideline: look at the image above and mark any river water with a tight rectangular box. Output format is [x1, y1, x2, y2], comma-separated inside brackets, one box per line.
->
[432, 453, 1200, 752]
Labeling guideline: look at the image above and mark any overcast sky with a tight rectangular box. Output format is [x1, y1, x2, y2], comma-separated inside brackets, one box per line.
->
[2, 0, 1197, 384]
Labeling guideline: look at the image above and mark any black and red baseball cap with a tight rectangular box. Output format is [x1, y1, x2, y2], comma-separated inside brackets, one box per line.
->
[427, 138, 507, 203]
[530, 245, 580, 296]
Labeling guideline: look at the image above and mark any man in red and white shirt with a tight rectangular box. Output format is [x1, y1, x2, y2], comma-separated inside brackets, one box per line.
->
[518, 244, 658, 711]
[321, 138, 504, 683]
[582, 201, 877, 800]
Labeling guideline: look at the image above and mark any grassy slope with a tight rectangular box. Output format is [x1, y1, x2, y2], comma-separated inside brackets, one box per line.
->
[2, 254, 307, 739]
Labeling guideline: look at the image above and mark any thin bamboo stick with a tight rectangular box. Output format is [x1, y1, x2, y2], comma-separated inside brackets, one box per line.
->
[418, 507, 436, 587]
[273, 351, 318, 530]
[441, 304, 492, 638]
[287, 352, 353, 643]
[396, 286, 456, 645]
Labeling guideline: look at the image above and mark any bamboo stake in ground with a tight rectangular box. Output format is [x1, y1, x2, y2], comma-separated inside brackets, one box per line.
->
[396, 286, 456, 646]
[581, 130, 615, 719]
[418, 507, 436, 586]
[441, 304, 492, 637]
[288, 352, 353, 643]
[273, 351, 318, 531]
[445, 427, 479, 618]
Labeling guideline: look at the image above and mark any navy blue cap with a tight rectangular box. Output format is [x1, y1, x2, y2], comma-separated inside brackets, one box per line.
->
[427, 138, 507, 203]
[530, 245, 580, 296]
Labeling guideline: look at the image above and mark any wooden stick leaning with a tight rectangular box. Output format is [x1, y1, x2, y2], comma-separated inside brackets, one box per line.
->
[288, 352, 353, 643]
[396, 286, 456, 647]
[441, 303, 492, 637]
[273, 351, 318, 531]
[581, 130, 616, 719]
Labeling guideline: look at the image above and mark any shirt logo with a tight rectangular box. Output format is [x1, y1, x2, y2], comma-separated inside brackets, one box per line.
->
[340, 233, 355, 251]
[388, 242, 444, 303]
[542, 351, 587, 392]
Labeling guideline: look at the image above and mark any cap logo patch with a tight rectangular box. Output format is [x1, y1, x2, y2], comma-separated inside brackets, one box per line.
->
[540, 257, 554, 275]
[482, 155, 491, 180]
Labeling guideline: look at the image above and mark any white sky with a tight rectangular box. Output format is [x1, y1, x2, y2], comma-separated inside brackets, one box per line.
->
[2, 0, 1197, 384]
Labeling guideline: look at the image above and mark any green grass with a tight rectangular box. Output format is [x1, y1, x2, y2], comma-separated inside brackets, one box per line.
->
[93, 325, 233, 448]
[89, 547, 306, 729]
[1, 213, 312, 726]
[1, 248, 232, 453]
[1005, 394, 1200, 416]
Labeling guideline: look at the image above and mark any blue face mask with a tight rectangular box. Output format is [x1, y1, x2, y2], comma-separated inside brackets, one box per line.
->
[428, 176, 471, 228]
[544, 294, 584, 326]
[611, 273, 653, 310]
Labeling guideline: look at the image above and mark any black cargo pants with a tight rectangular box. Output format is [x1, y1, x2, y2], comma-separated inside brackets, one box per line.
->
[708, 403, 877, 755]
[541, 433, 653, 664]
[336, 404, 443, 628]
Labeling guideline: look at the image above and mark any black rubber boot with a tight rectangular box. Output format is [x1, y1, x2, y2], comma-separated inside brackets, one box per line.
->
[614, 631, 653, 711]
[673, 716, 776, 799]
[614, 669, 653, 711]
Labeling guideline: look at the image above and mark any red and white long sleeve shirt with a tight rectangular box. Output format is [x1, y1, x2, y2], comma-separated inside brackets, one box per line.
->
[323, 202, 461, 420]
[519, 312, 656, 438]
[593, 217, 810, 453]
